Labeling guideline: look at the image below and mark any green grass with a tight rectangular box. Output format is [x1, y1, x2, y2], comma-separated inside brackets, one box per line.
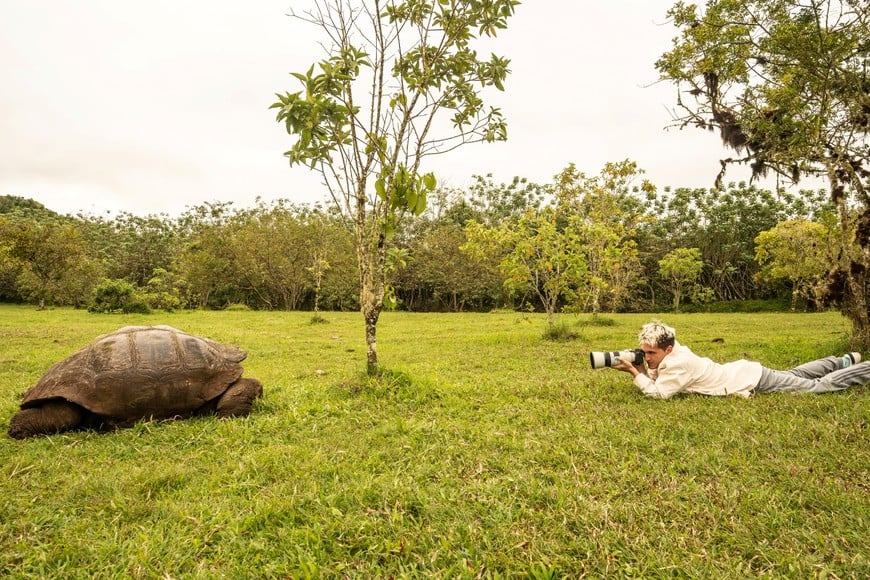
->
[0, 305, 867, 578]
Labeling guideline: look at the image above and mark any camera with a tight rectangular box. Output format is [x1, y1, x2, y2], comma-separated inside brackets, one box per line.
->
[589, 348, 644, 369]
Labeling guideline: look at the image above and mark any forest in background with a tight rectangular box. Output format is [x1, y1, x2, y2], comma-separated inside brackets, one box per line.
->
[0, 166, 845, 316]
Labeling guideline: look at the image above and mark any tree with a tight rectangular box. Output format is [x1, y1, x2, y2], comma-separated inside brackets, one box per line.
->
[175, 202, 241, 309]
[0, 217, 21, 302]
[272, 0, 519, 373]
[559, 161, 649, 314]
[78, 212, 179, 286]
[466, 174, 545, 227]
[638, 183, 832, 304]
[229, 201, 312, 310]
[657, 0, 870, 345]
[397, 187, 512, 311]
[305, 208, 335, 317]
[755, 219, 833, 310]
[145, 268, 187, 311]
[400, 223, 499, 311]
[7, 218, 103, 309]
[659, 247, 705, 313]
[309, 211, 359, 311]
[108, 213, 179, 287]
[465, 205, 588, 329]
[0, 195, 51, 214]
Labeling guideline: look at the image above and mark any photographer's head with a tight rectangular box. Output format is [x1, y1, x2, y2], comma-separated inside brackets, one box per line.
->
[639, 321, 676, 349]
[638, 321, 676, 369]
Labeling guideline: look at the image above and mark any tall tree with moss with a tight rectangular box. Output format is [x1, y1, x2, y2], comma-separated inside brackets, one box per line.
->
[657, 0, 870, 346]
[272, 0, 519, 373]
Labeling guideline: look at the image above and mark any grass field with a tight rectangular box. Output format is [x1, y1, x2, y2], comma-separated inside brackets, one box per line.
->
[0, 305, 867, 578]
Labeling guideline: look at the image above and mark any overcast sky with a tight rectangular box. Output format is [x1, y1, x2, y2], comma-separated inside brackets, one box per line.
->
[0, 1, 796, 217]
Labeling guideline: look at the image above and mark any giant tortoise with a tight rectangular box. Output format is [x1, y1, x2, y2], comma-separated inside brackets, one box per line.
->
[8, 325, 263, 438]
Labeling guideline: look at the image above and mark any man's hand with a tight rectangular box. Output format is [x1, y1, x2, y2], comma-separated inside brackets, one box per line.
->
[611, 358, 645, 377]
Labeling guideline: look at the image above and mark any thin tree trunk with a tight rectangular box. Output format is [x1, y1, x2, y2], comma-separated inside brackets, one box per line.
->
[357, 215, 386, 375]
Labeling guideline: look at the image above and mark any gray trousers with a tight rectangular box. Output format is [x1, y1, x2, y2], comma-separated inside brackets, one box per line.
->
[755, 356, 870, 394]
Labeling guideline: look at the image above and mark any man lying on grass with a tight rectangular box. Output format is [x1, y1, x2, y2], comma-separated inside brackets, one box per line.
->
[611, 320, 870, 399]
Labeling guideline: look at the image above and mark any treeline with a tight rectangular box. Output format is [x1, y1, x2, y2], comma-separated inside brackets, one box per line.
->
[0, 168, 838, 314]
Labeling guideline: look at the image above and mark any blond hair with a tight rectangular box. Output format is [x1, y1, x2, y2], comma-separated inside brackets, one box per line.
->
[638, 320, 676, 349]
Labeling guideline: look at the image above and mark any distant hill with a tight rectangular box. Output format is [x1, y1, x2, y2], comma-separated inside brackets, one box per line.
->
[0, 195, 58, 216]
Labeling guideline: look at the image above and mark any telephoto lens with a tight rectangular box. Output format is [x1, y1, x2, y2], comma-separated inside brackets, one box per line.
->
[589, 349, 644, 369]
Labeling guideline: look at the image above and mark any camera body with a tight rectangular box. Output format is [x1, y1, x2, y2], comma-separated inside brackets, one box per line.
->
[589, 348, 644, 369]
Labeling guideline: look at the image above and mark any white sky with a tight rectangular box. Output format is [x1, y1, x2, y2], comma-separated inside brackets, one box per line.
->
[0, 1, 807, 217]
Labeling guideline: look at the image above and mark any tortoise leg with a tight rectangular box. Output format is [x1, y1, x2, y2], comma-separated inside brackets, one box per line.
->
[214, 378, 263, 418]
[8, 400, 85, 439]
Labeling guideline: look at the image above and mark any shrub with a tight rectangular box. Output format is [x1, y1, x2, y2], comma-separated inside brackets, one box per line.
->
[309, 313, 329, 325]
[89, 278, 151, 314]
[542, 322, 580, 341]
[143, 291, 181, 312]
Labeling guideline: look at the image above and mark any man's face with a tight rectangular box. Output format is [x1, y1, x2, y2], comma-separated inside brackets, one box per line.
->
[640, 342, 673, 370]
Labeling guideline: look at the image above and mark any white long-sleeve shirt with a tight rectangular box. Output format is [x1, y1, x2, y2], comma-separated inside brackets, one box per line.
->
[633, 341, 762, 399]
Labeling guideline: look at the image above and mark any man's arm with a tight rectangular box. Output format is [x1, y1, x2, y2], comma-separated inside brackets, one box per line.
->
[612, 359, 686, 399]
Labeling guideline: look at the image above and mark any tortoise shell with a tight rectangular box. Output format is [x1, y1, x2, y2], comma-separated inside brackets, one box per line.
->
[19, 325, 247, 423]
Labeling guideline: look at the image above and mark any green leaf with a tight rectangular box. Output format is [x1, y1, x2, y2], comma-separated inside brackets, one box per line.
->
[405, 190, 418, 213]
[412, 191, 427, 215]
[375, 178, 387, 202]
